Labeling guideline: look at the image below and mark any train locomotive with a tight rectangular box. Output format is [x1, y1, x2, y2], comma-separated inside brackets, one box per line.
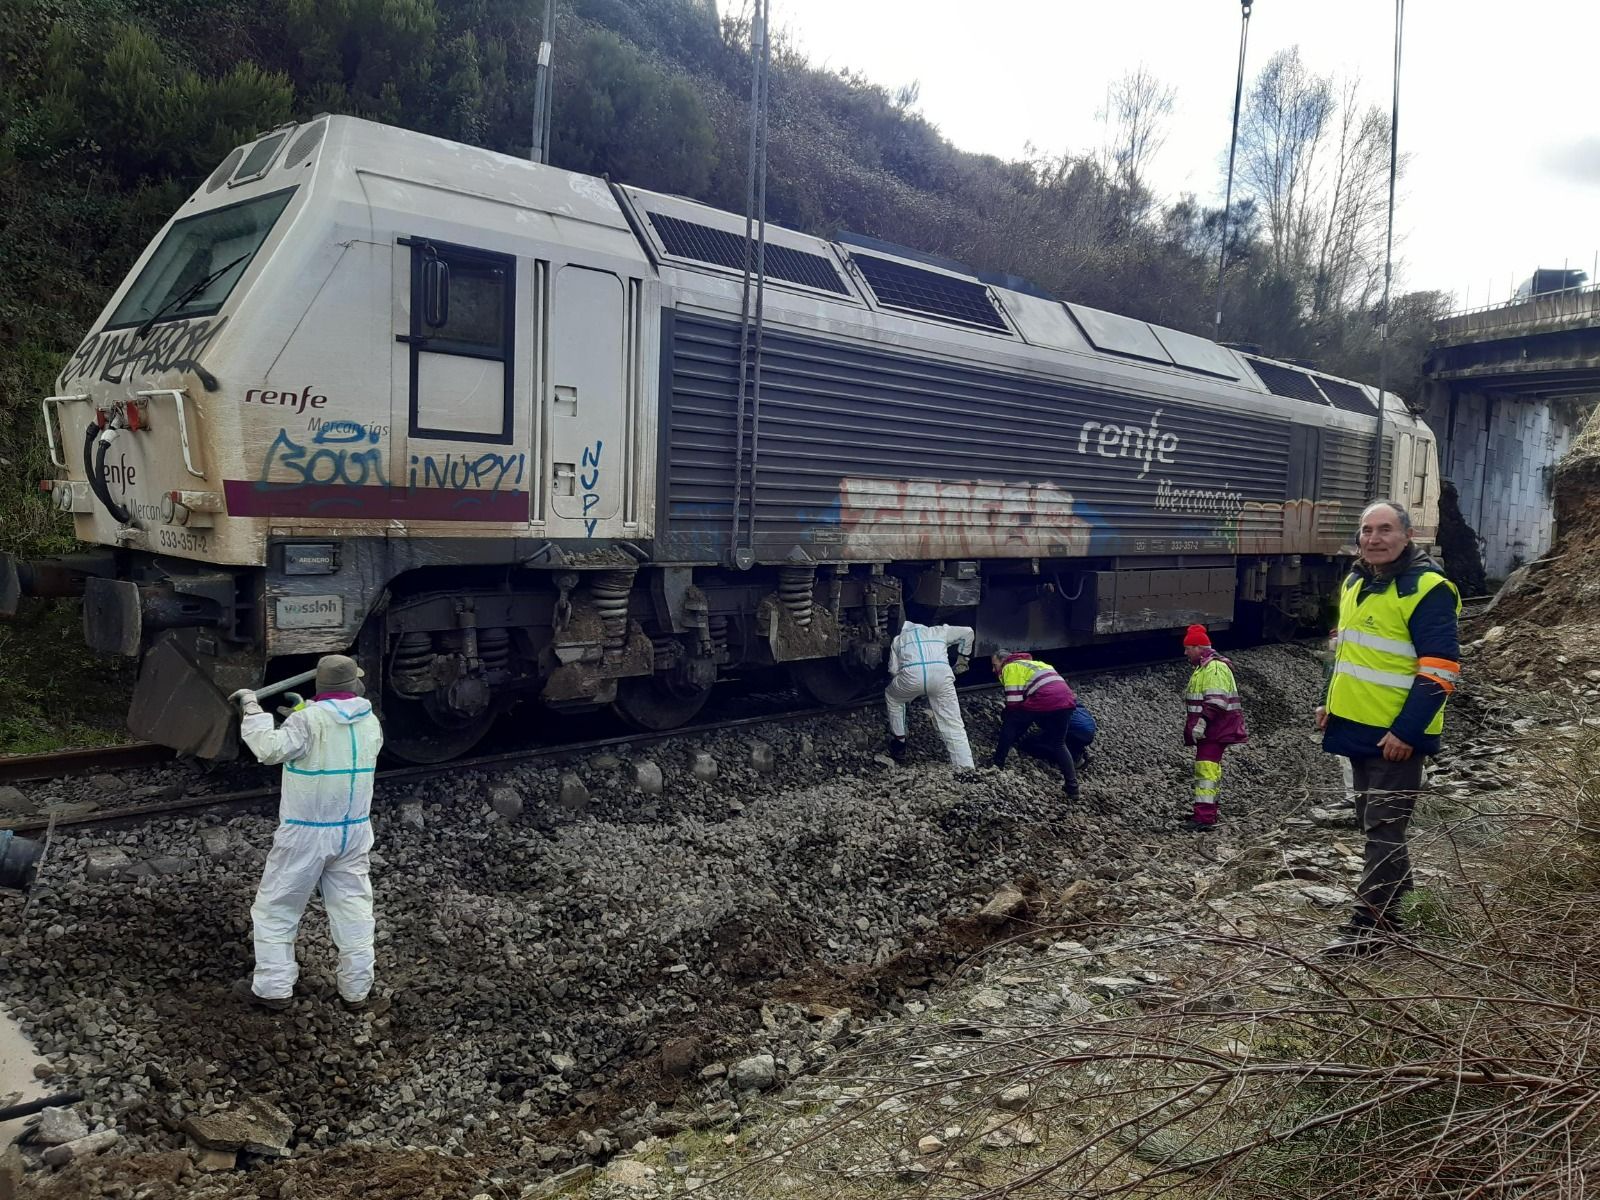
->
[0, 116, 1442, 762]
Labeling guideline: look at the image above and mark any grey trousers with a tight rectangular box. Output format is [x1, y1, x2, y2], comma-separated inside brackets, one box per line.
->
[1350, 754, 1425, 927]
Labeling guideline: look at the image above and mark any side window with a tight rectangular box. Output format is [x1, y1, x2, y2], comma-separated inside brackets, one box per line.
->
[399, 238, 515, 444]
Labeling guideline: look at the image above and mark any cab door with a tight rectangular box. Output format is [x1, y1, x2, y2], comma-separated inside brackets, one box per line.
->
[547, 265, 627, 535]
[393, 235, 528, 523]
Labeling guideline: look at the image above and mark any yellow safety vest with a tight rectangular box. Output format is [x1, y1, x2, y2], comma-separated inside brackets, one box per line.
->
[1328, 569, 1461, 735]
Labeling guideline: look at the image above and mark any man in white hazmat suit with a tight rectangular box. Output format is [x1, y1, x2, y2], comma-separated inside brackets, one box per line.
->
[229, 654, 384, 1012]
[884, 621, 975, 769]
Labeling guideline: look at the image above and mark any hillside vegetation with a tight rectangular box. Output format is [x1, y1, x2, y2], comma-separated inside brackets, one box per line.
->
[0, 0, 1446, 560]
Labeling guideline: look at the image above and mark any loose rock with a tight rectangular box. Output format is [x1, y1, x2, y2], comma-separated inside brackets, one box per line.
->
[731, 1054, 777, 1091]
[32, 1105, 87, 1146]
[977, 884, 1027, 925]
[182, 1097, 294, 1156]
[557, 773, 590, 810]
[490, 787, 523, 819]
[633, 761, 664, 795]
[41, 1128, 119, 1167]
[661, 1037, 702, 1078]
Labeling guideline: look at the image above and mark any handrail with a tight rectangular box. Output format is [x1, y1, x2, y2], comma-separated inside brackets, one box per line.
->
[1436, 282, 1600, 341]
[39, 394, 89, 469]
[135, 388, 206, 479]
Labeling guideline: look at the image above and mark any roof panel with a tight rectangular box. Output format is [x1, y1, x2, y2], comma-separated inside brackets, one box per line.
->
[647, 211, 850, 295]
[851, 254, 1010, 332]
[1245, 357, 1331, 406]
[1065, 304, 1173, 364]
[1317, 376, 1377, 414]
[1151, 325, 1242, 379]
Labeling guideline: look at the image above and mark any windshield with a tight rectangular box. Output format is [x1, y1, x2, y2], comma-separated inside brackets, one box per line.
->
[106, 188, 295, 330]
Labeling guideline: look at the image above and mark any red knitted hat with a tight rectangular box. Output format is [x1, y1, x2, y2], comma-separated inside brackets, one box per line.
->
[1182, 624, 1211, 648]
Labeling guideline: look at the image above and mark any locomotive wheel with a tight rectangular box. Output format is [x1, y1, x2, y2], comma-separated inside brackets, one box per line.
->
[611, 674, 713, 731]
[789, 656, 880, 706]
[381, 697, 497, 764]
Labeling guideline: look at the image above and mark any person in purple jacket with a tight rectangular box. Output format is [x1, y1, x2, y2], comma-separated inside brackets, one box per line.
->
[990, 650, 1081, 799]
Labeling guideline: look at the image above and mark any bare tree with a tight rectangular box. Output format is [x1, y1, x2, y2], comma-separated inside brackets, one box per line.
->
[1096, 66, 1177, 227]
[1311, 80, 1391, 316]
[1237, 47, 1334, 281]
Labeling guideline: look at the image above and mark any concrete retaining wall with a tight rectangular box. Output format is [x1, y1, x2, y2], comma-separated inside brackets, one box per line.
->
[1421, 389, 1591, 580]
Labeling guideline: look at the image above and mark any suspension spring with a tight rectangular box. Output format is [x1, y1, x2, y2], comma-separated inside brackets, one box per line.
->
[478, 627, 511, 672]
[392, 631, 436, 692]
[778, 565, 815, 627]
[708, 615, 729, 658]
[650, 633, 681, 671]
[590, 569, 635, 653]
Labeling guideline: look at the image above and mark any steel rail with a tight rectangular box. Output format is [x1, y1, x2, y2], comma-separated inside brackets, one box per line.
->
[0, 649, 1197, 834]
[0, 742, 175, 786]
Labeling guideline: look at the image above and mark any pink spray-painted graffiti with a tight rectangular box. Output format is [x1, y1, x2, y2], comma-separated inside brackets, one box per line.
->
[837, 477, 1092, 558]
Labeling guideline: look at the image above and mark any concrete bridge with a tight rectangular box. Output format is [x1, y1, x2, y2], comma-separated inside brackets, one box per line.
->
[1420, 287, 1600, 580]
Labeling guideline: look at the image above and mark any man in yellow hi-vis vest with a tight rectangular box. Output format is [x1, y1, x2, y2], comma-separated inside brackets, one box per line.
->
[1318, 500, 1461, 957]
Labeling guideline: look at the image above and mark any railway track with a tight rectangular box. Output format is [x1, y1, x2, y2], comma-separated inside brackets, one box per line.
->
[0, 638, 1296, 834]
[0, 742, 175, 787]
[0, 686, 992, 835]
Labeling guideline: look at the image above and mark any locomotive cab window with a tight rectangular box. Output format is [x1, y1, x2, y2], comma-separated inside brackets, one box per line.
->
[400, 239, 515, 444]
[106, 188, 295, 330]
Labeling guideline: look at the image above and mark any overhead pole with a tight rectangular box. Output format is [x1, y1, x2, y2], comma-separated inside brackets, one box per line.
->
[1370, 0, 1405, 497]
[729, 0, 772, 570]
[1213, 0, 1254, 341]
[530, 0, 556, 163]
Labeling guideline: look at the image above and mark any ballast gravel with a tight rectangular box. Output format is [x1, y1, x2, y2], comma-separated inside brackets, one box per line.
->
[0, 645, 1335, 1170]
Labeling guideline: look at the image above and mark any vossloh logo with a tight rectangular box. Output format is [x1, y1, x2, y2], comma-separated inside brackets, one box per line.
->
[274, 594, 344, 629]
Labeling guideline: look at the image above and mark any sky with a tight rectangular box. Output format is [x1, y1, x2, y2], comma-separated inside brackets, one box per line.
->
[741, 0, 1600, 312]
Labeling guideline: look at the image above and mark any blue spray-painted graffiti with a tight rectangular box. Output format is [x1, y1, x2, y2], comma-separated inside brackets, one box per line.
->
[258, 421, 388, 488]
[580, 440, 603, 536]
[408, 452, 527, 492]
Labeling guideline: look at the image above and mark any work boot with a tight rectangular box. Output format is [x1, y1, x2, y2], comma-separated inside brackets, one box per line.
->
[1073, 752, 1090, 773]
[1322, 908, 1405, 958]
[887, 736, 908, 763]
[1321, 924, 1393, 959]
[1063, 781, 1081, 801]
[342, 993, 392, 1016]
[1178, 815, 1217, 833]
[231, 977, 292, 1012]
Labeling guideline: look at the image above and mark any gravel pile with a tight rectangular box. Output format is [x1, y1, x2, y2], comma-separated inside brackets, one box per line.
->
[0, 644, 1335, 1180]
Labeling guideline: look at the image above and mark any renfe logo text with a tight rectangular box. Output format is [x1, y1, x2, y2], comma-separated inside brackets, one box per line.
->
[1076, 410, 1179, 480]
[245, 385, 328, 415]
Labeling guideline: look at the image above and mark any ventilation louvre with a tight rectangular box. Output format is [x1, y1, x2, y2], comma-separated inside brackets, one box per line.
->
[205, 147, 245, 193]
[647, 212, 849, 295]
[852, 254, 1009, 332]
[231, 132, 288, 184]
[1247, 357, 1330, 406]
[1317, 377, 1377, 414]
[283, 122, 325, 170]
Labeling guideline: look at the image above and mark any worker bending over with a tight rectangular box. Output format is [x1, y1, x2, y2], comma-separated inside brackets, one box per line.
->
[885, 621, 975, 768]
[230, 654, 385, 1012]
[991, 650, 1081, 799]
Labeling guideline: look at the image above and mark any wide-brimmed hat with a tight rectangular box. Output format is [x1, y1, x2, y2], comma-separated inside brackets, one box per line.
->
[315, 654, 365, 693]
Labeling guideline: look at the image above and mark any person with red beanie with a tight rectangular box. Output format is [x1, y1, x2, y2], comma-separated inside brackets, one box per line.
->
[1180, 624, 1248, 830]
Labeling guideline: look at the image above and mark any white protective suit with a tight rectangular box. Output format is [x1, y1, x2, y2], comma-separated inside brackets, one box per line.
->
[241, 697, 384, 1002]
[884, 622, 975, 768]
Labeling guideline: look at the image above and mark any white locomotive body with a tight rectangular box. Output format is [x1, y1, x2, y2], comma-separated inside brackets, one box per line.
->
[5, 117, 1442, 760]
